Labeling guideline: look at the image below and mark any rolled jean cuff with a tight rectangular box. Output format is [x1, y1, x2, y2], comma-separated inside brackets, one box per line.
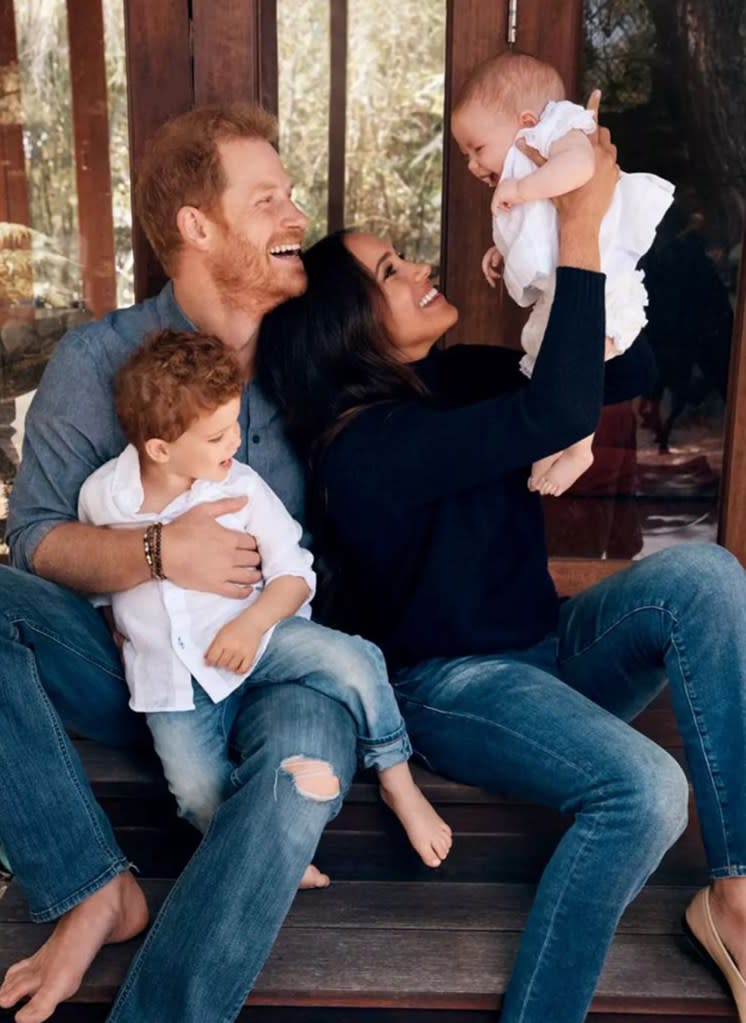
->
[27, 855, 131, 923]
[358, 727, 413, 772]
[710, 865, 746, 880]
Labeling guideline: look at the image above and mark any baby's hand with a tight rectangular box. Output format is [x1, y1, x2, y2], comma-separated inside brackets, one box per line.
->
[481, 246, 503, 288]
[205, 613, 263, 675]
[491, 177, 524, 214]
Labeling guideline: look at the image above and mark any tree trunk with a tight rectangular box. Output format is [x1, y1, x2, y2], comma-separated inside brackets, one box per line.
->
[645, 0, 746, 245]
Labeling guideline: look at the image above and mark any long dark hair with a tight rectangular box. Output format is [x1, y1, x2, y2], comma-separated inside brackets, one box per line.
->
[257, 230, 430, 627]
[257, 230, 428, 460]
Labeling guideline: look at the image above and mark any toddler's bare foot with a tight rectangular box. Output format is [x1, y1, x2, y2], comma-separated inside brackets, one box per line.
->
[299, 864, 330, 889]
[0, 871, 148, 1023]
[379, 764, 452, 868]
[535, 446, 594, 497]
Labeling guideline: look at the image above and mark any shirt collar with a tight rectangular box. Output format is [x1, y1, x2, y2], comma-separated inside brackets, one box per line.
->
[110, 445, 247, 518]
[155, 280, 197, 332]
[111, 444, 147, 517]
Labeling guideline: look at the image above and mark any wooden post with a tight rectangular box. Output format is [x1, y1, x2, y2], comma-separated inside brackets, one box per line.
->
[327, 0, 347, 233]
[719, 228, 746, 565]
[66, 0, 117, 317]
[124, 0, 192, 301]
[192, 0, 278, 110]
[0, 0, 32, 314]
[441, 0, 508, 348]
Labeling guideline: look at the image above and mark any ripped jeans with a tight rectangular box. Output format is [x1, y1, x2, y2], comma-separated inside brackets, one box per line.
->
[0, 563, 362, 1023]
[147, 616, 411, 832]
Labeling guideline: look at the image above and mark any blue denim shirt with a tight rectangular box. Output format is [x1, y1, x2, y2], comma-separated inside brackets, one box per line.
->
[6, 282, 306, 573]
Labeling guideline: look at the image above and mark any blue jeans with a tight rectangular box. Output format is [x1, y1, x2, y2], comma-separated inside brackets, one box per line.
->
[393, 542, 746, 1023]
[147, 616, 411, 832]
[0, 564, 358, 1023]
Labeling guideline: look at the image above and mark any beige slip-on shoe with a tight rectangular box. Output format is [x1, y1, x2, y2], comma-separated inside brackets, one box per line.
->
[685, 886, 746, 1020]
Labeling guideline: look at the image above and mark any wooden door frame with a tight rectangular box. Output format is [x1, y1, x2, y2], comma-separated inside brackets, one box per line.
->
[442, 0, 746, 588]
[125, 0, 746, 580]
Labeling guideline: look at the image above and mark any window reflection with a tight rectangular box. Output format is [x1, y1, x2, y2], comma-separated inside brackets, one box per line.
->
[546, 0, 744, 558]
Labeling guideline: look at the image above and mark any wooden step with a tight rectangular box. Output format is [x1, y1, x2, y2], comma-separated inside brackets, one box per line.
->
[71, 727, 709, 885]
[0, 880, 735, 1018]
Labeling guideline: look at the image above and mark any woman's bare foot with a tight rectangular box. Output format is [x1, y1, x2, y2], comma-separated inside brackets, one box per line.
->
[528, 452, 562, 492]
[299, 864, 330, 889]
[379, 763, 452, 868]
[0, 871, 148, 1023]
[535, 444, 594, 497]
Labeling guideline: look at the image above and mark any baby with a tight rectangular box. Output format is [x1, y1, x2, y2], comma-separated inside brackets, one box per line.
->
[451, 51, 674, 496]
[78, 329, 452, 876]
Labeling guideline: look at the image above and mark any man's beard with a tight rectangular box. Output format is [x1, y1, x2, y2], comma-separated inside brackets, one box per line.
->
[207, 225, 306, 314]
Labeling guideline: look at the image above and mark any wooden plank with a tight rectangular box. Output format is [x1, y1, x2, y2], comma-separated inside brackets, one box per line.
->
[327, 0, 347, 233]
[441, 0, 509, 349]
[0, 919, 731, 1013]
[123, 0, 192, 301]
[66, 0, 117, 317]
[0, 879, 705, 935]
[109, 819, 706, 886]
[550, 557, 632, 595]
[719, 222, 746, 567]
[514, 0, 584, 102]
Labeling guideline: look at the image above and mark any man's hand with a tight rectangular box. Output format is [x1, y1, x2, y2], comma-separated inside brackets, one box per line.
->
[205, 612, 263, 675]
[481, 245, 503, 288]
[161, 497, 262, 598]
[491, 177, 524, 214]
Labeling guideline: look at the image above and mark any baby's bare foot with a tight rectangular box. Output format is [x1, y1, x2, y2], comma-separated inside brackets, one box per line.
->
[299, 864, 330, 889]
[528, 452, 562, 492]
[0, 871, 148, 1023]
[380, 765, 452, 868]
[536, 446, 594, 497]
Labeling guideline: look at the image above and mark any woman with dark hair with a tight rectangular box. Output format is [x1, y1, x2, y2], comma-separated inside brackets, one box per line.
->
[259, 131, 746, 1023]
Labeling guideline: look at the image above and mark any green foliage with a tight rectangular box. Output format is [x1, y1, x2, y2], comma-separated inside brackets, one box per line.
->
[278, 0, 446, 264]
[13, 0, 132, 309]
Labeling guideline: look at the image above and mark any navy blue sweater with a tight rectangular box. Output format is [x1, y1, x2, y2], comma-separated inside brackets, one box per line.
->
[316, 268, 653, 667]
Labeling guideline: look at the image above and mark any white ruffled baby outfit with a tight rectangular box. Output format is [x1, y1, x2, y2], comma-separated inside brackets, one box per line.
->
[492, 100, 675, 377]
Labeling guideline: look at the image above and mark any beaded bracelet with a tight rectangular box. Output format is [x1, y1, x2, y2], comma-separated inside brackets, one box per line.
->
[143, 522, 166, 580]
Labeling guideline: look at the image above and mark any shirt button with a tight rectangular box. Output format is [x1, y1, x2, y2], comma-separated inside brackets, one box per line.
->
[252, 434, 261, 444]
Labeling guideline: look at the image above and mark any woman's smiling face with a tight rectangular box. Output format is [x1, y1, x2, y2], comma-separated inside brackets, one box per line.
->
[344, 233, 459, 362]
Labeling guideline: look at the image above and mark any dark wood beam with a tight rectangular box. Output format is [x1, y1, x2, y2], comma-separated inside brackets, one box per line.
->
[124, 0, 192, 301]
[719, 223, 746, 565]
[441, 0, 509, 349]
[66, 0, 117, 317]
[192, 0, 278, 111]
[327, 0, 347, 233]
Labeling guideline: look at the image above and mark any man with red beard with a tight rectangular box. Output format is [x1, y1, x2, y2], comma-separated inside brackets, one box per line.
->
[0, 104, 358, 1023]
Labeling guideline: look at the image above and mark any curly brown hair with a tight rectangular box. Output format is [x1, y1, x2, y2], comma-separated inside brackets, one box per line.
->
[115, 330, 244, 451]
[135, 103, 278, 275]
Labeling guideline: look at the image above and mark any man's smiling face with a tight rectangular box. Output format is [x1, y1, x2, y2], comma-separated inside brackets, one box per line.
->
[205, 138, 309, 314]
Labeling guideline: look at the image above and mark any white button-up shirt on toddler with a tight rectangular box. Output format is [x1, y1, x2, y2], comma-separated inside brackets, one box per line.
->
[78, 444, 316, 712]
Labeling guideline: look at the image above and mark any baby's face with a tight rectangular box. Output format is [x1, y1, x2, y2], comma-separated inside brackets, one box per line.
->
[165, 396, 242, 483]
[451, 101, 519, 187]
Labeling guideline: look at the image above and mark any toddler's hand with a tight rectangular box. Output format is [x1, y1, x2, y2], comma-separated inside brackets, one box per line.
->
[481, 246, 503, 288]
[491, 177, 523, 214]
[205, 614, 263, 675]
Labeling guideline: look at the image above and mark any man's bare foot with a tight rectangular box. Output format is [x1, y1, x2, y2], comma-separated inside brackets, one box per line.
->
[299, 864, 330, 889]
[0, 871, 148, 1023]
[379, 763, 452, 868]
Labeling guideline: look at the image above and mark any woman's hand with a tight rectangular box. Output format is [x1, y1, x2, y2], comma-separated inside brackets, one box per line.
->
[516, 90, 618, 272]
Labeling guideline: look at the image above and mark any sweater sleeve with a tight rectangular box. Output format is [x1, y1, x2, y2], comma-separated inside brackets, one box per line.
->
[324, 267, 606, 509]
